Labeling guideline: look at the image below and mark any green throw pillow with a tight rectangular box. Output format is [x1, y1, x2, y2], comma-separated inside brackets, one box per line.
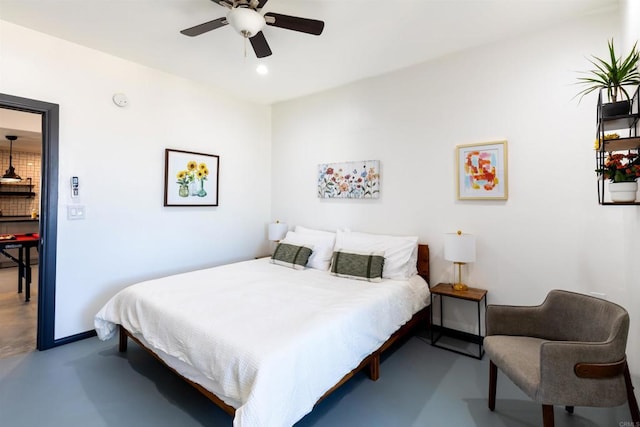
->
[330, 250, 384, 282]
[271, 243, 313, 270]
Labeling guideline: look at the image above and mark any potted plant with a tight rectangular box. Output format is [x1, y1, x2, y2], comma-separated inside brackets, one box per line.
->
[575, 39, 640, 116]
[596, 152, 640, 202]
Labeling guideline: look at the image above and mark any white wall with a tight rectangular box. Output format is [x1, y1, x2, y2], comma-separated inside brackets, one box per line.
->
[2, 3, 638, 388]
[621, 0, 640, 393]
[621, 0, 640, 51]
[272, 10, 640, 381]
[0, 21, 272, 339]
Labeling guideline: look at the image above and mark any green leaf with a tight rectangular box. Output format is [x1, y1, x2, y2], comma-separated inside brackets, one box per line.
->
[574, 38, 640, 103]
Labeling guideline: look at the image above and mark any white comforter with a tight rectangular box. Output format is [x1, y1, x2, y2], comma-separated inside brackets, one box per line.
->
[94, 258, 429, 427]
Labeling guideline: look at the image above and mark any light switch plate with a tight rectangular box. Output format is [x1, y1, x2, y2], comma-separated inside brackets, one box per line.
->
[67, 205, 86, 220]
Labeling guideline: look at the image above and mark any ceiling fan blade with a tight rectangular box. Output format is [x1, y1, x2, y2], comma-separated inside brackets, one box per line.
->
[264, 12, 324, 36]
[255, 0, 270, 9]
[210, 0, 233, 8]
[250, 31, 272, 58]
[180, 17, 228, 37]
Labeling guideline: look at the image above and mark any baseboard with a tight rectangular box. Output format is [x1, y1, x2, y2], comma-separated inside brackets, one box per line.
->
[48, 329, 97, 349]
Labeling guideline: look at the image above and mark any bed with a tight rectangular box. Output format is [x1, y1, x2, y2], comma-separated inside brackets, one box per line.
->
[95, 229, 430, 427]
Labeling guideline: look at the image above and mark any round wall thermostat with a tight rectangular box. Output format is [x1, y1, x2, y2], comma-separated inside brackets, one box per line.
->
[112, 93, 129, 107]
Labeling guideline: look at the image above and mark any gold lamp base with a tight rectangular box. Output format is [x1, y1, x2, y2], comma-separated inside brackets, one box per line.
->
[452, 261, 469, 291]
[452, 283, 468, 292]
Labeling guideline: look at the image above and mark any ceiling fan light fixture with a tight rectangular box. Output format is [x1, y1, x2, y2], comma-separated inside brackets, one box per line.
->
[227, 7, 265, 38]
[0, 135, 22, 183]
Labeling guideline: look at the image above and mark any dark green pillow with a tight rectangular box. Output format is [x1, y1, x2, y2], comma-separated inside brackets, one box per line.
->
[271, 243, 313, 270]
[330, 250, 385, 282]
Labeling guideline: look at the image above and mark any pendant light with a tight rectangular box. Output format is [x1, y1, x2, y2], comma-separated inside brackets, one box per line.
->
[1, 135, 22, 183]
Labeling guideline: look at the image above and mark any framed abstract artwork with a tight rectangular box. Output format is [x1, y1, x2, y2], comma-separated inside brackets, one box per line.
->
[456, 141, 508, 200]
[317, 160, 380, 199]
[164, 148, 219, 206]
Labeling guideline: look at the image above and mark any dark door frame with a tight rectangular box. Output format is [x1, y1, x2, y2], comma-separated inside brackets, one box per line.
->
[0, 92, 59, 350]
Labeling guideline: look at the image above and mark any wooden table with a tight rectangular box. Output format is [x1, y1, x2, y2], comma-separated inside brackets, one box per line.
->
[429, 283, 487, 359]
[0, 233, 39, 302]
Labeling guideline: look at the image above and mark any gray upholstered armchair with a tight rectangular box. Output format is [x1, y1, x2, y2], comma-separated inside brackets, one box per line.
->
[484, 289, 640, 427]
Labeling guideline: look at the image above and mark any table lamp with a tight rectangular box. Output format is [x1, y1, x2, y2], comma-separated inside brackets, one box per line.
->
[268, 221, 288, 242]
[444, 230, 476, 291]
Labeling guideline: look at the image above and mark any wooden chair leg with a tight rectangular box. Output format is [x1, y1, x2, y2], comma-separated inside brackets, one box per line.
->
[624, 363, 640, 424]
[542, 405, 555, 427]
[489, 360, 497, 411]
[564, 406, 574, 414]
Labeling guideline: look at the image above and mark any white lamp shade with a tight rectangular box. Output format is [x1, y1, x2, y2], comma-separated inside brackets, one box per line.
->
[227, 7, 266, 37]
[268, 222, 288, 241]
[444, 232, 476, 263]
[0, 176, 21, 183]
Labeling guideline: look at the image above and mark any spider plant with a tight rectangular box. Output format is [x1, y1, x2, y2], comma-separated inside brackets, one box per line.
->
[575, 39, 640, 103]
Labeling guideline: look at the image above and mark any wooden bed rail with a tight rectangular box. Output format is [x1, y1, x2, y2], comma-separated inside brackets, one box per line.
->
[117, 243, 431, 419]
[315, 304, 429, 406]
[119, 325, 236, 416]
[119, 305, 430, 416]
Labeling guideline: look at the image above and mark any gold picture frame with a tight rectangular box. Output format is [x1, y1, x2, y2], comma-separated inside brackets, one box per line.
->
[456, 141, 508, 200]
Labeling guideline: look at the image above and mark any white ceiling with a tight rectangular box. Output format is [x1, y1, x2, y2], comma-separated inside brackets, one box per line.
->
[0, 128, 41, 153]
[0, 109, 42, 153]
[0, 0, 617, 105]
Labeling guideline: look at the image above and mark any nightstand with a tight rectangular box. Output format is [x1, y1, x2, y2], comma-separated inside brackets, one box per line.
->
[429, 283, 487, 359]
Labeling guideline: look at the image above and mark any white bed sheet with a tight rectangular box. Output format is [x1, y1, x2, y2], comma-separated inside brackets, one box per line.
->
[94, 257, 430, 427]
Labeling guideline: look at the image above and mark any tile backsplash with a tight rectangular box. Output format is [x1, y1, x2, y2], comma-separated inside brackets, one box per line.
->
[0, 149, 41, 217]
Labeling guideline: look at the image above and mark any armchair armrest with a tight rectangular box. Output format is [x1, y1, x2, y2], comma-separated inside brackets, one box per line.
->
[538, 340, 627, 406]
[574, 359, 626, 378]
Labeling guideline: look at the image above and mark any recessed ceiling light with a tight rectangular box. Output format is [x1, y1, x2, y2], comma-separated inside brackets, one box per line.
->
[256, 64, 268, 75]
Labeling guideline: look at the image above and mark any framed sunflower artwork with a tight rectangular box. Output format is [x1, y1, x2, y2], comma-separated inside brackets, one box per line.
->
[164, 149, 219, 206]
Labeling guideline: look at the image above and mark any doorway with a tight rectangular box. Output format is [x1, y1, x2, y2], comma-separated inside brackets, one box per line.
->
[0, 93, 59, 351]
[0, 111, 42, 357]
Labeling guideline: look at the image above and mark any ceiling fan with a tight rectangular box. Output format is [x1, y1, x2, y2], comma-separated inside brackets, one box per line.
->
[180, 0, 325, 58]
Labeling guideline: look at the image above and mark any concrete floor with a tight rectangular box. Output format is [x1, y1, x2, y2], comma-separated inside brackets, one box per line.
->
[0, 266, 37, 358]
[0, 269, 636, 425]
[0, 332, 635, 427]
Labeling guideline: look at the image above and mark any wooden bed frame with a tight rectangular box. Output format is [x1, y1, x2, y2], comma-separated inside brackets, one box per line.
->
[118, 244, 430, 417]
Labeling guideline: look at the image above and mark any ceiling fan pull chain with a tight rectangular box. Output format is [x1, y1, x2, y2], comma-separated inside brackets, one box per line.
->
[244, 37, 247, 58]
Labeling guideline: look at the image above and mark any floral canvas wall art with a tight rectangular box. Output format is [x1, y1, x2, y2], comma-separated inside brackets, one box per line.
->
[456, 141, 508, 200]
[318, 160, 380, 199]
[164, 149, 219, 206]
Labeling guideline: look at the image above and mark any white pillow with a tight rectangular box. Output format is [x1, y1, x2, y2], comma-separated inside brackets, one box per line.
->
[282, 230, 335, 270]
[295, 225, 337, 238]
[334, 230, 418, 280]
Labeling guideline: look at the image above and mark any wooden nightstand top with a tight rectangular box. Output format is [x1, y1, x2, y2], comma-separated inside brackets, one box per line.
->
[431, 283, 487, 302]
